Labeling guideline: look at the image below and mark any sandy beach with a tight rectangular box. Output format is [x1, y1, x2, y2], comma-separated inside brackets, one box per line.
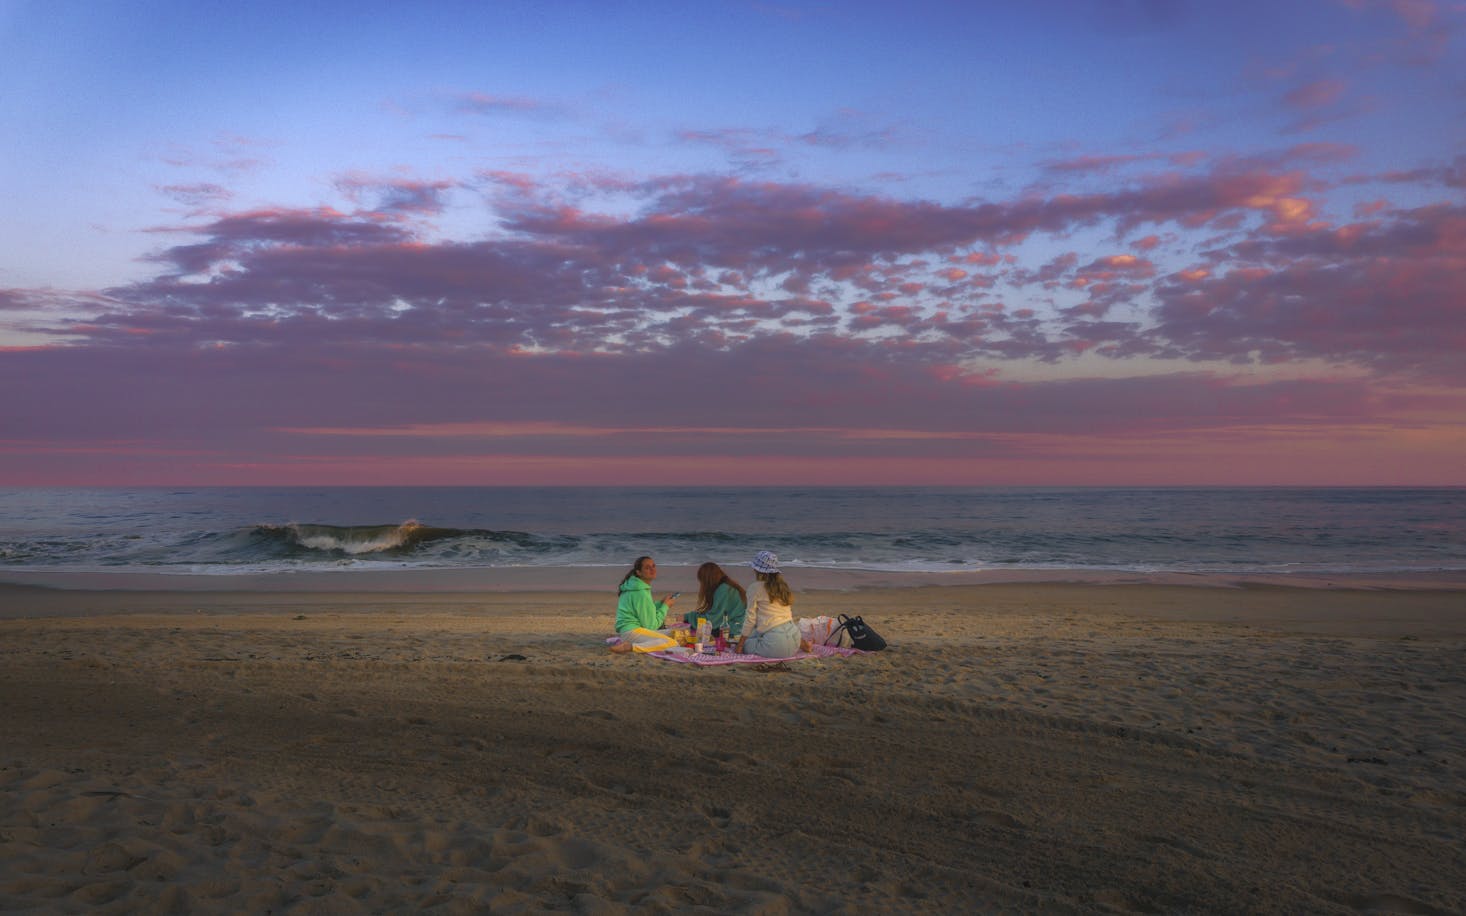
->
[3, 574, 1464, 913]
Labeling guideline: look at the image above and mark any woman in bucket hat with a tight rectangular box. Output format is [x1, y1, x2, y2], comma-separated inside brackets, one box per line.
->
[737, 551, 808, 658]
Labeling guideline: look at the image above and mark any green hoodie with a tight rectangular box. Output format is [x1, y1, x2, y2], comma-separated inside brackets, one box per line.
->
[682, 581, 747, 637]
[615, 576, 668, 633]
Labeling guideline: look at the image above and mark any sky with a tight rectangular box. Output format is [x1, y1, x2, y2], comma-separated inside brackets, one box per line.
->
[1, 0, 1463, 486]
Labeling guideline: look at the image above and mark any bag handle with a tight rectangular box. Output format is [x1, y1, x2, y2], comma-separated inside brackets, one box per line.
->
[824, 621, 848, 646]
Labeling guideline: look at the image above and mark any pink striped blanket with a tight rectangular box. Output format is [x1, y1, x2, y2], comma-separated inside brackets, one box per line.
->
[650, 643, 865, 665]
[602, 636, 865, 665]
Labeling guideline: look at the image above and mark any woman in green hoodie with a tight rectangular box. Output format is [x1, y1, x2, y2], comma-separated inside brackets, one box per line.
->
[615, 555, 678, 634]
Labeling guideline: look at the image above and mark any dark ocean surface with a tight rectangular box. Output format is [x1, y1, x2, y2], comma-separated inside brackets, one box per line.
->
[1, 487, 1462, 577]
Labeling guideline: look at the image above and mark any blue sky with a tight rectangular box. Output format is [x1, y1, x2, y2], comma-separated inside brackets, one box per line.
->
[2, 0, 1463, 484]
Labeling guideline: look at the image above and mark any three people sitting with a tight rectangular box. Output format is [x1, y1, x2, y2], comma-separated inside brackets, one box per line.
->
[616, 550, 810, 658]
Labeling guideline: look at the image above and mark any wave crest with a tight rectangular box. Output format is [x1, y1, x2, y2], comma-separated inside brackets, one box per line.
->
[253, 521, 469, 555]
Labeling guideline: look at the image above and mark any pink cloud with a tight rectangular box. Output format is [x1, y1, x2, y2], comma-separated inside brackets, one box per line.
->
[57, 157, 1439, 380]
[1284, 78, 1347, 110]
[676, 128, 781, 161]
[5, 151, 1457, 489]
[452, 92, 553, 116]
[156, 183, 234, 210]
[1153, 203, 1466, 377]
[795, 122, 898, 151]
[334, 175, 456, 215]
[1040, 150, 1207, 176]
[675, 116, 900, 163]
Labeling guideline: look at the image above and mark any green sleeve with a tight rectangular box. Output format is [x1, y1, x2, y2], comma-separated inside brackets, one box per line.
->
[615, 589, 667, 632]
[711, 583, 747, 636]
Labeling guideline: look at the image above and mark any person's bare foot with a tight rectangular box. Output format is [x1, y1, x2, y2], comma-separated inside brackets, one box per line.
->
[609, 640, 633, 654]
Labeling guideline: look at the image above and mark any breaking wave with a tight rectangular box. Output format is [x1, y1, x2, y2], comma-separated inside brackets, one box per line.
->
[252, 521, 471, 556]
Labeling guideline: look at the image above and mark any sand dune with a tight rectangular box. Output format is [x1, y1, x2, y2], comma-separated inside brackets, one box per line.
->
[2, 582, 1464, 913]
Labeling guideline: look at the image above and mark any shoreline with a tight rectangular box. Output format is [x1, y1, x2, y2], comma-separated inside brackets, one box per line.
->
[4, 575, 1466, 638]
[5, 564, 1466, 597]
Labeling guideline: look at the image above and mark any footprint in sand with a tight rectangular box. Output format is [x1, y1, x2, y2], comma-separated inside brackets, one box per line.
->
[974, 809, 1027, 831]
[699, 803, 733, 828]
[83, 842, 147, 874]
[1138, 833, 1214, 860]
[699, 748, 758, 768]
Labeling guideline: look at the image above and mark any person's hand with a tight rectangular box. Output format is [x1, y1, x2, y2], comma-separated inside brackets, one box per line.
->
[662, 594, 676, 605]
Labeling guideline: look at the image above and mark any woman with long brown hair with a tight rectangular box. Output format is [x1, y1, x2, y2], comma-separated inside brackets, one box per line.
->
[687, 561, 747, 641]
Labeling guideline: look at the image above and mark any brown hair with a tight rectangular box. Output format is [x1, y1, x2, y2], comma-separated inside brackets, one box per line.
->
[756, 570, 793, 606]
[695, 562, 746, 612]
[617, 555, 654, 592]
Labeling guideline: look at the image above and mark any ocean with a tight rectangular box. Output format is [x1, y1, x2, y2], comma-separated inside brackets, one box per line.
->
[0, 487, 1462, 578]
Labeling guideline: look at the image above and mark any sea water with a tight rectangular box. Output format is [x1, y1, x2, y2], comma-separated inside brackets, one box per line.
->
[0, 487, 1462, 577]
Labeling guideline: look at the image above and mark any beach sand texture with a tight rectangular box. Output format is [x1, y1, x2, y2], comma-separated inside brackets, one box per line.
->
[3, 582, 1465, 913]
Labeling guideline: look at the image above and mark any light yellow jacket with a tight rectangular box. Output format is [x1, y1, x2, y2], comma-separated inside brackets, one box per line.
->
[743, 580, 793, 637]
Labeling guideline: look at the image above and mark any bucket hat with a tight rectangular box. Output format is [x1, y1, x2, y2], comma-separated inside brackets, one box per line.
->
[750, 550, 781, 574]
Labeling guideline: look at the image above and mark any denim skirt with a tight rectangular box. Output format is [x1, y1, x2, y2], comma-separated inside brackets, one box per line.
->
[743, 620, 801, 658]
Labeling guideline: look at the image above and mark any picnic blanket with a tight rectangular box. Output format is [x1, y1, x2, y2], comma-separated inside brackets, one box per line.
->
[649, 643, 865, 665]
[606, 631, 867, 665]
